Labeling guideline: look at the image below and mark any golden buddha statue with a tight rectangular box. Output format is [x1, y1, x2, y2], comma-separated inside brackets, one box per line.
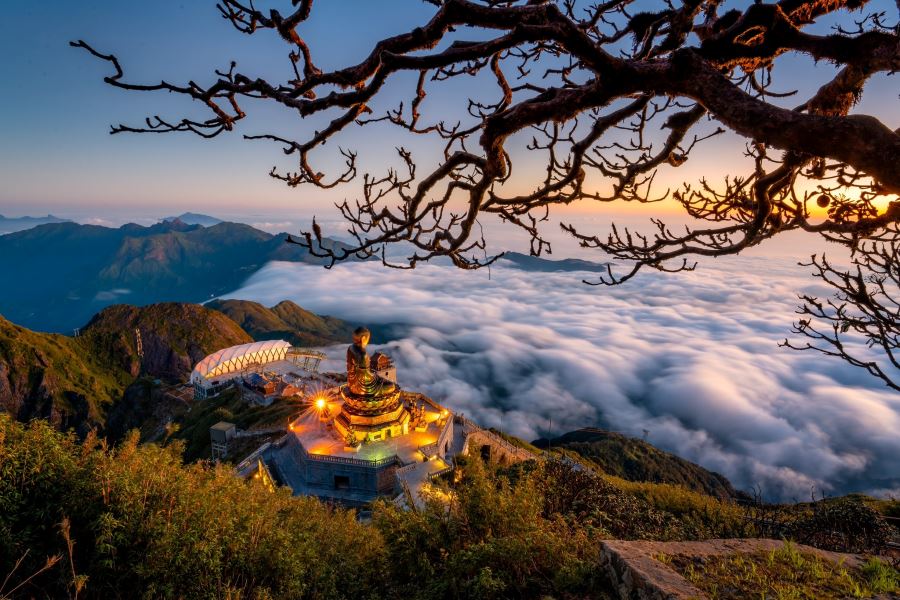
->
[346, 326, 396, 397]
[336, 326, 409, 442]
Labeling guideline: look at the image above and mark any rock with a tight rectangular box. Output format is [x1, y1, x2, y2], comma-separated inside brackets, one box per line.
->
[599, 539, 872, 600]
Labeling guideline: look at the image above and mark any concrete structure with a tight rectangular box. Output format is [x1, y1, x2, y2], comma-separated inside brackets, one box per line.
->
[210, 421, 236, 460]
[234, 388, 537, 508]
[190, 340, 326, 399]
[260, 389, 453, 506]
[598, 539, 873, 600]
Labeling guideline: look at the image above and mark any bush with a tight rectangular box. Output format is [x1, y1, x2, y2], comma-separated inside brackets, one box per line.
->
[4, 414, 887, 599]
[787, 497, 895, 554]
[0, 418, 615, 599]
[373, 458, 610, 599]
[0, 415, 386, 599]
[534, 459, 682, 540]
[607, 477, 749, 539]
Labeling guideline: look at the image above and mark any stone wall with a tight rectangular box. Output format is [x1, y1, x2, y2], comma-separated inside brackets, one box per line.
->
[463, 427, 535, 466]
[282, 434, 399, 498]
[599, 539, 871, 600]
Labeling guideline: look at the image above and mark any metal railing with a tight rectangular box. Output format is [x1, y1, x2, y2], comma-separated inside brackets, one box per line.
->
[235, 442, 274, 475]
[286, 348, 326, 373]
[428, 465, 454, 481]
[396, 462, 420, 477]
[307, 452, 400, 468]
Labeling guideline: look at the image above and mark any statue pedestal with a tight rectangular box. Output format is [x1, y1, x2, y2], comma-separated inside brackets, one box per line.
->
[334, 384, 410, 443]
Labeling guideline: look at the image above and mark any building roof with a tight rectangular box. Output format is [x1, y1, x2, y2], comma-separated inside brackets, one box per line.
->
[210, 421, 235, 432]
[244, 372, 269, 386]
[191, 339, 291, 383]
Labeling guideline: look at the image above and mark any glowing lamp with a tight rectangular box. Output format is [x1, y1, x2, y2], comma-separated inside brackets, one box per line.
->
[315, 397, 326, 410]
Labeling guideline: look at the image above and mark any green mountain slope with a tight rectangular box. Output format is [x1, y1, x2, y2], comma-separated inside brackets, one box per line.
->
[206, 299, 355, 346]
[2, 416, 896, 599]
[0, 315, 130, 434]
[81, 303, 253, 381]
[0, 220, 351, 332]
[534, 428, 740, 500]
[0, 303, 253, 435]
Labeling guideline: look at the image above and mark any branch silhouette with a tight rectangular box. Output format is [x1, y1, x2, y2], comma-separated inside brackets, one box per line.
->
[74, 0, 900, 384]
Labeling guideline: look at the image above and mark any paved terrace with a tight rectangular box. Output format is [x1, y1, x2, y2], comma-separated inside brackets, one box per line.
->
[288, 394, 448, 464]
[264, 393, 454, 505]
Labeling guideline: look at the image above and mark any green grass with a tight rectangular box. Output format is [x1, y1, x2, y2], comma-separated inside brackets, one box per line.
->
[540, 429, 739, 499]
[661, 542, 900, 599]
[0, 315, 132, 425]
[605, 475, 748, 538]
[488, 428, 543, 454]
[864, 496, 900, 521]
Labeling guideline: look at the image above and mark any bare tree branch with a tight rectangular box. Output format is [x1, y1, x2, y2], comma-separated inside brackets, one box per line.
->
[783, 242, 900, 391]
[73, 0, 900, 382]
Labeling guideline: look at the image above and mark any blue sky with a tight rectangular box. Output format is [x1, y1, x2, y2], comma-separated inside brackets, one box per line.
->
[0, 0, 896, 226]
[0, 1, 436, 218]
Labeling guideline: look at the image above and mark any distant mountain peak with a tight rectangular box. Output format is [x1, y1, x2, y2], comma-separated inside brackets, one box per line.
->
[205, 298, 355, 347]
[160, 212, 223, 227]
[0, 214, 72, 235]
[501, 251, 608, 273]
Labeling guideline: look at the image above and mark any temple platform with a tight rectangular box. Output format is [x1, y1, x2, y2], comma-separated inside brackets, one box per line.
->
[226, 328, 537, 508]
[245, 390, 455, 506]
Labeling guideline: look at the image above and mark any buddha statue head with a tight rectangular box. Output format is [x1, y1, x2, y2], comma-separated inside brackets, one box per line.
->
[353, 326, 371, 348]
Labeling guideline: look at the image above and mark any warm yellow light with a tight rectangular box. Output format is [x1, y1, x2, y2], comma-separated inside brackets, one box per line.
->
[315, 398, 326, 410]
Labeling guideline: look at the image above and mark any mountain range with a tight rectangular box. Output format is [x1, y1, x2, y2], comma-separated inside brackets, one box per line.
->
[0, 219, 351, 332]
[501, 251, 609, 273]
[161, 212, 223, 227]
[0, 217, 611, 334]
[0, 303, 249, 435]
[0, 213, 71, 234]
[206, 298, 357, 347]
[0, 299, 353, 436]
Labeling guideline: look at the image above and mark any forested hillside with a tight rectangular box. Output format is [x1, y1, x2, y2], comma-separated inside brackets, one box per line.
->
[206, 299, 355, 347]
[535, 429, 741, 500]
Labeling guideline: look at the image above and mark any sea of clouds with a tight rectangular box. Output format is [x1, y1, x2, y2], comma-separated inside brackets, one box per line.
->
[222, 255, 900, 501]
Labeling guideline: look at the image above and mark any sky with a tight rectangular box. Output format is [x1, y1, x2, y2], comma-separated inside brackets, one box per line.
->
[0, 0, 896, 237]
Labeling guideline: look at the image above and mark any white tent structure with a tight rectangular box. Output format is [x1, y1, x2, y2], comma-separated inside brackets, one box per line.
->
[191, 340, 291, 398]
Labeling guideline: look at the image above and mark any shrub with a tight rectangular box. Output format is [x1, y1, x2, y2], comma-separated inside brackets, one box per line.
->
[787, 497, 895, 554]
[607, 477, 749, 539]
[0, 415, 386, 599]
[372, 458, 609, 598]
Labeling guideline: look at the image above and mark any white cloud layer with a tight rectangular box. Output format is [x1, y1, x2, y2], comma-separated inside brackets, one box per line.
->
[222, 257, 900, 501]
